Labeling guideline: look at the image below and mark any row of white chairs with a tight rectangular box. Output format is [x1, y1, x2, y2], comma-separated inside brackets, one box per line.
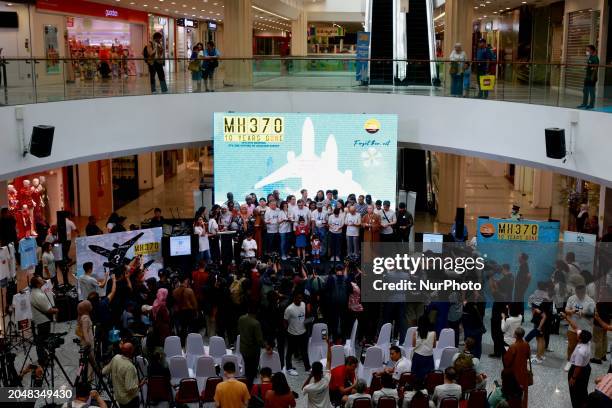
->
[399, 327, 456, 363]
[164, 334, 236, 370]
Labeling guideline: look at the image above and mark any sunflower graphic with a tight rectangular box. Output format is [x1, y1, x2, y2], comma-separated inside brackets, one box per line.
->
[361, 148, 383, 167]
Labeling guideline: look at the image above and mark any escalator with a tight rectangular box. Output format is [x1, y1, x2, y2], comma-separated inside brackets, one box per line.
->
[399, 0, 432, 85]
[369, 0, 394, 84]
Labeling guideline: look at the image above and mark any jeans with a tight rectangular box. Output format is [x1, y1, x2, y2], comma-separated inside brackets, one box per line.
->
[450, 73, 463, 96]
[582, 79, 596, 107]
[346, 235, 360, 257]
[266, 232, 279, 255]
[197, 250, 210, 265]
[148, 62, 168, 93]
[315, 227, 327, 254]
[280, 232, 292, 258]
[329, 233, 342, 259]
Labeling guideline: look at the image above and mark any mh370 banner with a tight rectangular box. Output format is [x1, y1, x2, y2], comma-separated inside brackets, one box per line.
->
[476, 217, 560, 302]
[213, 113, 398, 207]
[75, 227, 163, 281]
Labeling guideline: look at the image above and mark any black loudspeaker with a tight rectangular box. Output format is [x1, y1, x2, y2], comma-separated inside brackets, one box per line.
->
[29, 125, 54, 158]
[57, 210, 69, 243]
[455, 207, 465, 240]
[545, 128, 566, 159]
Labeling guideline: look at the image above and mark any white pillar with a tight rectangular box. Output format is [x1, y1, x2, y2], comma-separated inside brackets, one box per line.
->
[291, 11, 308, 56]
[443, 0, 474, 59]
[532, 169, 553, 209]
[436, 153, 466, 225]
[224, 0, 253, 86]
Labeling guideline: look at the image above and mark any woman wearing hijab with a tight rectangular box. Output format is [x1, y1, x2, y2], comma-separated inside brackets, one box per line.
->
[152, 288, 171, 342]
[76, 300, 96, 380]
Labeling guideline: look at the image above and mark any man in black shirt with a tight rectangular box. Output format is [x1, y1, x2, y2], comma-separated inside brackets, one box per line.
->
[489, 263, 514, 357]
[85, 215, 104, 236]
[149, 208, 165, 228]
[396, 202, 413, 243]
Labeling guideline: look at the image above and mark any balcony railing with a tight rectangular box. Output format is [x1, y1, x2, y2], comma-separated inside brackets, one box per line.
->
[0, 56, 610, 111]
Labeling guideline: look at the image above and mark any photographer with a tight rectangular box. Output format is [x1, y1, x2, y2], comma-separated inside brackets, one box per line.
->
[106, 266, 133, 328]
[30, 275, 58, 362]
[102, 341, 143, 408]
[63, 382, 108, 408]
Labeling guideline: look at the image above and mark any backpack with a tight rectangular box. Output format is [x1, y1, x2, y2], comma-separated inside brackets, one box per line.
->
[453, 352, 474, 374]
[230, 277, 246, 305]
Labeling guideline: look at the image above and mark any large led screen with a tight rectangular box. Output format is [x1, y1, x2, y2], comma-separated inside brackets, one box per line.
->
[213, 113, 398, 206]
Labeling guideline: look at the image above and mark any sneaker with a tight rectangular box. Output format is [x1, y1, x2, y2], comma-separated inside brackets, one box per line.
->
[586, 105, 594, 109]
[287, 369, 299, 376]
[577, 104, 587, 109]
[531, 357, 543, 364]
[563, 361, 572, 371]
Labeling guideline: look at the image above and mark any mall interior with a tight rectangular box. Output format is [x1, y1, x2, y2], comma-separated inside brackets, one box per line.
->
[0, 1, 612, 408]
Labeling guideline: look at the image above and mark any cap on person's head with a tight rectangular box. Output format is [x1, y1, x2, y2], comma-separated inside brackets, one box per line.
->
[399, 202, 406, 209]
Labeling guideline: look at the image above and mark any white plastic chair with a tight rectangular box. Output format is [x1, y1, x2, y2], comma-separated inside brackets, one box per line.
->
[195, 355, 216, 392]
[169, 355, 193, 386]
[434, 328, 456, 361]
[357, 346, 384, 386]
[344, 319, 358, 357]
[164, 335, 183, 363]
[221, 354, 244, 376]
[308, 323, 329, 364]
[208, 336, 228, 365]
[186, 333, 205, 370]
[330, 345, 346, 369]
[259, 350, 282, 373]
[435, 347, 459, 370]
[400, 326, 417, 359]
[376, 323, 392, 362]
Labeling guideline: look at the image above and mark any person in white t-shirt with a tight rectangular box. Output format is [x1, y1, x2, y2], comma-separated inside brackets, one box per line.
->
[302, 361, 332, 408]
[345, 206, 361, 257]
[284, 292, 310, 375]
[78, 262, 109, 301]
[63, 213, 79, 264]
[264, 200, 282, 255]
[328, 208, 345, 261]
[41, 242, 57, 282]
[564, 284, 595, 370]
[193, 216, 210, 264]
[292, 199, 311, 230]
[208, 212, 220, 263]
[379, 201, 396, 242]
[565, 313, 592, 408]
[311, 202, 329, 256]
[241, 232, 258, 259]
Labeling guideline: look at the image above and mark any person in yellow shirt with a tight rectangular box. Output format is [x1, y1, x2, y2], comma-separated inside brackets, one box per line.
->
[214, 361, 250, 408]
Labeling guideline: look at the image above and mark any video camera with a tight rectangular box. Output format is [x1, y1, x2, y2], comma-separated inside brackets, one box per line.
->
[43, 332, 67, 351]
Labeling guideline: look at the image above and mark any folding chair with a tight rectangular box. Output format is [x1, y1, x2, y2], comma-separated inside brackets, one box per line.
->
[435, 347, 459, 370]
[424, 370, 444, 394]
[352, 397, 372, 408]
[345, 319, 358, 357]
[221, 354, 243, 375]
[409, 392, 429, 408]
[186, 333, 206, 370]
[376, 323, 392, 362]
[195, 355, 216, 392]
[208, 335, 228, 365]
[368, 374, 382, 395]
[164, 335, 183, 363]
[330, 345, 346, 369]
[377, 396, 397, 408]
[175, 378, 201, 406]
[400, 327, 417, 358]
[434, 328, 456, 362]
[308, 323, 329, 363]
[259, 350, 282, 373]
[200, 376, 223, 403]
[467, 388, 487, 408]
[398, 372, 416, 390]
[457, 368, 477, 395]
[145, 376, 173, 407]
[169, 355, 193, 386]
[439, 396, 459, 408]
[357, 346, 384, 386]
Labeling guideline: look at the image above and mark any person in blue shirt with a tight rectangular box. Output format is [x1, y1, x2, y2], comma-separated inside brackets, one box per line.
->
[476, 38, 495, 99]
[578, 44, 600, 109]
[202, 41, 220, 92]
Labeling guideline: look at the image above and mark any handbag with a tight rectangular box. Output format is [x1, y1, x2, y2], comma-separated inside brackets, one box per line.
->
[479, 74, 496, 91]
[527, 357, 534, 386]
[449, 62, 459, 75]
[188, 59, 201, 73]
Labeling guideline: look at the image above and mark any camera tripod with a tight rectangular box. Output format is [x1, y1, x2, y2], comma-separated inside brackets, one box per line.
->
[74, 342, 117, 408]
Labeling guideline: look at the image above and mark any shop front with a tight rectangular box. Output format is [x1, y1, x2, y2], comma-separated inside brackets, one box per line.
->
[306, 22, 359, 72]
[36, 0, 148, 81]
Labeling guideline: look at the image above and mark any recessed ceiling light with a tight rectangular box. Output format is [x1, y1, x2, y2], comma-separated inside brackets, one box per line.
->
[506, 7, 510, 9]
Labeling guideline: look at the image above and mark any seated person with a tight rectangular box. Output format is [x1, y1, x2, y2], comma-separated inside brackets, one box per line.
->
[251, 367, 273, 397]
[401, 384, 429, 408]
[432, 367, 461, 408]
[382, 345, 411, 381]
[372, 373, 398, 406]
[63, 382, 108, 408]
[488, 369, 523, 408]
[345, 380, 371, 408]
[147, 350, 170, 379]
[451, 337, 487, 388]
[329, 356, 358, 406]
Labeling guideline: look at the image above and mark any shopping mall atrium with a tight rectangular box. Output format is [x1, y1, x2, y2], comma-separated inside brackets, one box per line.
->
[0, 0, 611, 407]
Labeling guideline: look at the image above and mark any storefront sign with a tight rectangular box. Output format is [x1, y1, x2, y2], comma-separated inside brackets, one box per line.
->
[44, 24, 60, 74]
[66, 16, 74, 27]
[36, 0, 148, 24]
[177, 18, 199, 28]
[356, 31, 370, 82]
[314, 26, 344, 37]
[208, 21, 217, 31]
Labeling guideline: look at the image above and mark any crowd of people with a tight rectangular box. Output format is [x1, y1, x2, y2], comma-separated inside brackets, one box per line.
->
[0, 186, 611, 408]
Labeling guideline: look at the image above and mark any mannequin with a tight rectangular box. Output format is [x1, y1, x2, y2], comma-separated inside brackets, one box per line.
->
[16, 204, 33, 239]
[7, 184, 19, 213]
[38, 176, 49, 221]
[31, 178, 43, 223]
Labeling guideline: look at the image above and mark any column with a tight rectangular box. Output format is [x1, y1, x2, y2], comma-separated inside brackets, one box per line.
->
[531, 169, 554, 209]
[223, 0, 253, 86]
[599, 186, 612, 238]
[443, 0, 474, 59]
[436, 153, 466, 225]
[291, 11, 308, 56]
[0, 180, 6, 208]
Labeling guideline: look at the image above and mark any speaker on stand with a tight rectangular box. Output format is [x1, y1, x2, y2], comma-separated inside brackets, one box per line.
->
[29, 125, 54, 158]
[545, 128, 566, 159]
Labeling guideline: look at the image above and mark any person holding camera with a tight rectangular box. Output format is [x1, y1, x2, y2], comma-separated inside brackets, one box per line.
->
[63, 382, 108, 408]
[102, 341, 144, 408]
[30, 275, 58, 362]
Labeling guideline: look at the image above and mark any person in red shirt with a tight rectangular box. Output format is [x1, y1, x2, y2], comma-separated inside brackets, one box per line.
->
[251, 367, 273, 398]
[264, 372, 296, 408]
[191, 260, 209, 305]
[294, 217, 309, 261]
[329, 355, 358, 406]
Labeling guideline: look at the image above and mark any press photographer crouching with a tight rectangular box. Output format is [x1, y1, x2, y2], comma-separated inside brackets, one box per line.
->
[29, 275, 58, 363]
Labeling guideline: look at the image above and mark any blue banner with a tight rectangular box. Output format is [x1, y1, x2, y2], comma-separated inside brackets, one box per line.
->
[356, 32, 370, 82]
[476, 217, 560, 303]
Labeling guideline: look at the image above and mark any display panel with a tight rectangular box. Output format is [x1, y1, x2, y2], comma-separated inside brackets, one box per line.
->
[422, 233, 443, 253]
[170, 235, 192, 257]
[214, 113, 398, 206]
